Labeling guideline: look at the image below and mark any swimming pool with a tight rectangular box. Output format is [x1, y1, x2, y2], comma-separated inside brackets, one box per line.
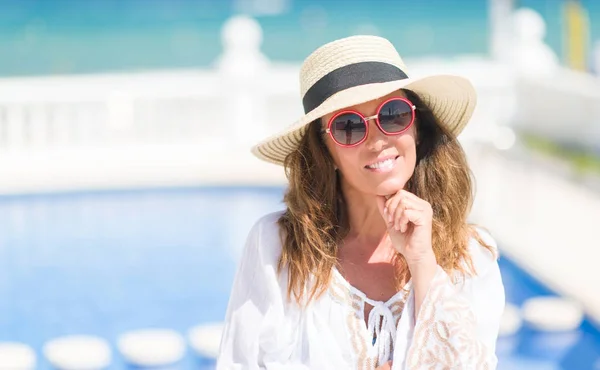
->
[0, 186, 598, 369]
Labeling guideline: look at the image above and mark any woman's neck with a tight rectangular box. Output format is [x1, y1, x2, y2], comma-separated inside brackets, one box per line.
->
[340, 180, 390, 253]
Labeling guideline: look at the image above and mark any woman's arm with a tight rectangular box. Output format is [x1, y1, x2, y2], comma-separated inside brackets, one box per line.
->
[217, 214, 309, 370]
[393, 233, 505, 369]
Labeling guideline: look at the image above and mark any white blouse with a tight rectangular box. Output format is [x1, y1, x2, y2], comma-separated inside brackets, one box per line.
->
[217, 211, 505, 370]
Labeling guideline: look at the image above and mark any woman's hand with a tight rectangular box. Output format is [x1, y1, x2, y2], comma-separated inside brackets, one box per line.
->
[376, 189, 435, 267]
[375, 361, 393, 370]
[377, 190, 438, 316]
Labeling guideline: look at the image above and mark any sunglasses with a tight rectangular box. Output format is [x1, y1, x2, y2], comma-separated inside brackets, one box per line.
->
[322, 97, 416, 147]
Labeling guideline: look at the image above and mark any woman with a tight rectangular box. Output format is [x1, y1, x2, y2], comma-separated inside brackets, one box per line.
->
[217, 35, 505, 369]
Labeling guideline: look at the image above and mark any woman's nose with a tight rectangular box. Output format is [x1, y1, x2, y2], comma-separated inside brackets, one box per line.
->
[363, 118, 387, 151]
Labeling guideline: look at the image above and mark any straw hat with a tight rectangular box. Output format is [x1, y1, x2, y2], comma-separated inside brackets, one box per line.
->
[251, 35, 477, 165]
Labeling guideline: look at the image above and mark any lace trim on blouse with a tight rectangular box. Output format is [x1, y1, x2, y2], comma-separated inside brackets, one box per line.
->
[329, 267, 411, 369]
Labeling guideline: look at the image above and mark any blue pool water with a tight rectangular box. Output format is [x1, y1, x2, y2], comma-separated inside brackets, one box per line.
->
[0, 186, 599, 369]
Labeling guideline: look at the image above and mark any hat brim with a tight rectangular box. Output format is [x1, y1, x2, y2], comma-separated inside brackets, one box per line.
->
[252, 74, 476, 165]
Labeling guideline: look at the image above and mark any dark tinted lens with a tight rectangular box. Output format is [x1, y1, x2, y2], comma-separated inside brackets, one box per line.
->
[331, 113, 366, 145]
[378, 99, 413, 133]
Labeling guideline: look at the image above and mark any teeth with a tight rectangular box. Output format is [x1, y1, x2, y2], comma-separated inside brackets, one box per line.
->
[367, 158, 394, 169]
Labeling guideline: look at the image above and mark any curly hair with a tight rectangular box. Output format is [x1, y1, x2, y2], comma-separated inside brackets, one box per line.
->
[277, 88, 493, 305]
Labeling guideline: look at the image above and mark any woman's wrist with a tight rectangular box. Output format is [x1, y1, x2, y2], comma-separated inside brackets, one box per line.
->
[408, 251, 438, 318]
[408, 252, 438, 290]
[406, 251, 437, 274]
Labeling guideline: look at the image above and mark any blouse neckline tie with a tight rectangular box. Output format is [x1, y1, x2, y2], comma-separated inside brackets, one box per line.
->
[367, 302, 397, 365]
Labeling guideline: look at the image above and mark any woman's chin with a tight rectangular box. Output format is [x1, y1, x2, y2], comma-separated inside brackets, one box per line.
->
[374, 179, 406, 196]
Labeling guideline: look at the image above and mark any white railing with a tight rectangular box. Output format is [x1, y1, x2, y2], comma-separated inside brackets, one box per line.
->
[0, 71, 221, 149]
[0, 57, 517, 188]
[0, 67, 304, 152]
[0, 62, 514, 150]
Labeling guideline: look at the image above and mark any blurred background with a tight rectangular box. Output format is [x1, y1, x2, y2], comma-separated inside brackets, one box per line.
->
[0, 0, 599, 369]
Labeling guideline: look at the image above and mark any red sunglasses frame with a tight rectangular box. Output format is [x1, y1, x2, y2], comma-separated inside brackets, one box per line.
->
[324, 97, 416, 147]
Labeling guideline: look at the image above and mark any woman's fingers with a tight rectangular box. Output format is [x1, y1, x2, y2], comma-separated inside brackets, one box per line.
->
[391, 196, 421, 231]
[383, 190, 432, 232]
[400, 208, 428, 228]
[384, 194, 402, 225]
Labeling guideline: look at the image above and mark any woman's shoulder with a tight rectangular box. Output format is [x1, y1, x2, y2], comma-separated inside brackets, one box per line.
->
[464, 226, 500, 277]
[251, 209, 285, 240]
[244, 210, 286, 265]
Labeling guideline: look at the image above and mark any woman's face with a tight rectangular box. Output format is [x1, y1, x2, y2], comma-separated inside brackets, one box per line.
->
[322, 90, 418, 197]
